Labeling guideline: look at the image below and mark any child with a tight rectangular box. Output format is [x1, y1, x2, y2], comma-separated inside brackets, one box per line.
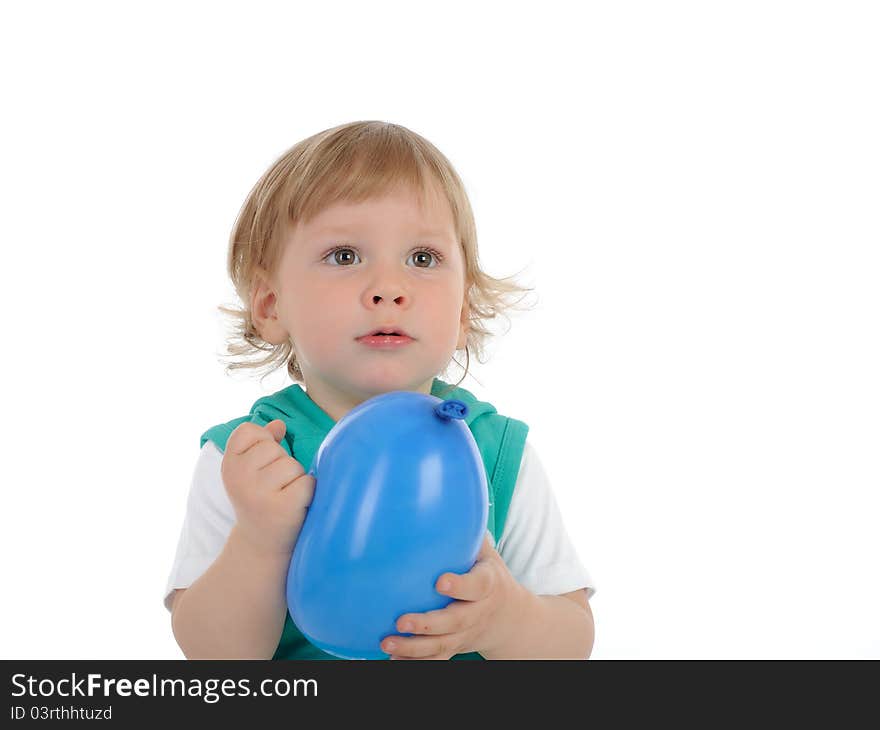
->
[164, 121, 596, 659]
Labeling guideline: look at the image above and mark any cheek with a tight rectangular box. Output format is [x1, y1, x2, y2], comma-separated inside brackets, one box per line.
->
[287, 282, 350, 346]
[423, 288, 466, 343]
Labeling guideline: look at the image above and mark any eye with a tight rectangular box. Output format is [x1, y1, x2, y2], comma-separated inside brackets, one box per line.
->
[323, 247, 361, 266]
[321, 246, 444, 268]
[408, 248, 443, 268]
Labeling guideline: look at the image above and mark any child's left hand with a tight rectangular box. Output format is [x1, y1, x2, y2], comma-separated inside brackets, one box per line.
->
[380, 533, 526, 660]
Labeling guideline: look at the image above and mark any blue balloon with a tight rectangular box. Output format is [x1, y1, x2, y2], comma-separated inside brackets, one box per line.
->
[286, 390, 488, 659]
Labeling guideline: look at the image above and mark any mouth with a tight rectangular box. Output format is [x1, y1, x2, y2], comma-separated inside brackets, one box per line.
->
[357, 327, 413, 339]
[356, 328, 415, 348]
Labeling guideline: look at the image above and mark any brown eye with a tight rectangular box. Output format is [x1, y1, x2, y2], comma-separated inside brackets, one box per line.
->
[323, 247, 360, 265]
[409, 248, 443, 268]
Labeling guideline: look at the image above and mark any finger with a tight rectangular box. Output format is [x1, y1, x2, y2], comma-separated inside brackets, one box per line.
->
[227, 421, 283, 457]
[259, 454, 308, 491]
[240, 439, 289, 471]
[436, 561, 494, 602]
[281, 473, 315, 511]
[264, 419, 286, 442]
[396, 601, 470, 636]
[430, 534, 497, 601]
[381, 633, 457, 660]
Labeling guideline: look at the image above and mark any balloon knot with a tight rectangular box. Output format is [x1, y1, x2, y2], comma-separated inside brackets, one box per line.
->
[434, 399, 469, 421]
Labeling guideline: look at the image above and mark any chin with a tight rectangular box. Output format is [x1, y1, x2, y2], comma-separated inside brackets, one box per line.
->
[354, 371, 426, 394]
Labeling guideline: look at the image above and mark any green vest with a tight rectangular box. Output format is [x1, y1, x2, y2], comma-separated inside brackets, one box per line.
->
[200, 377, 528, 660]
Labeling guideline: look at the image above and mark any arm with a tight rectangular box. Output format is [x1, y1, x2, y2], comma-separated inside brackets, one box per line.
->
[170, 419, 315, 659]
[170, 527, 291, 659]
[485, 440, 595, 658]
[481, 587, 594, 660]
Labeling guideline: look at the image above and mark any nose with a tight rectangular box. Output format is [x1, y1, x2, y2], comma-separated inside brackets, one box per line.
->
[366, 290, 408, 308]
[362, 266, 411, 310]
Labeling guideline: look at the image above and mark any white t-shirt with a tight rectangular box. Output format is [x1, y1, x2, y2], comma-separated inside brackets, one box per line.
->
[164, 438, 595, 612]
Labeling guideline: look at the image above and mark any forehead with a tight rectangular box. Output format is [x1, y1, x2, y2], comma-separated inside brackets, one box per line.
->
[301, 185, 456, 238]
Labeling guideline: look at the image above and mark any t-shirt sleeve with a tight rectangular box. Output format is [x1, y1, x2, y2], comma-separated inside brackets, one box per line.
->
[495, 439, 596, 599]
[163, 441, 236, 612]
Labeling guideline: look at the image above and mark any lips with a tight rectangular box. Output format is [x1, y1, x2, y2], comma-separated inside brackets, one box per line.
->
[358, 326, 412, 338]
[356, 328, 415, 348]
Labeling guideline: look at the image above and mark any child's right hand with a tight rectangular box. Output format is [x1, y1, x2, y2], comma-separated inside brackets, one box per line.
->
[221, 419, 316, 556]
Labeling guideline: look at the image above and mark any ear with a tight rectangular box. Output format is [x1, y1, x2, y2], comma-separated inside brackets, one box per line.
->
[251, 269, 289, 345]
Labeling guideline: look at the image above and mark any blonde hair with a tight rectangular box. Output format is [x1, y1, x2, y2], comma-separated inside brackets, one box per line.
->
[218, 120, 536, 391]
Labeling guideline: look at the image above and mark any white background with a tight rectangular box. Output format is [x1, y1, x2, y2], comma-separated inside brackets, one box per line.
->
[1, 1, 877, 659]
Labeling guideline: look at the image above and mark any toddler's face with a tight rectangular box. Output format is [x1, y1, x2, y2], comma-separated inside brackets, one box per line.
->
[258, 183, 469, 419]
